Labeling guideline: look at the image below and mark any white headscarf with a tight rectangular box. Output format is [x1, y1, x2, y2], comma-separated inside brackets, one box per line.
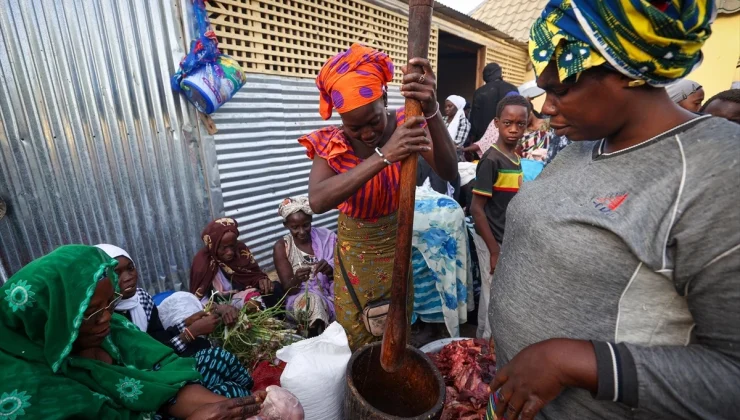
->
[158, 292, 204, 329]
[95, 244, 149, 331]
[518, 80, 545, 99]
[665, 79, 702, 103]
[445, 95, 467, 145]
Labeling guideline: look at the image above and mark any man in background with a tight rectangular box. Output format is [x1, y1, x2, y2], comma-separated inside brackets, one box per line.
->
[468, 63, 518, 142]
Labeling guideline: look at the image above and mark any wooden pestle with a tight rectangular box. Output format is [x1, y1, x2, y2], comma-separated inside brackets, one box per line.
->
[380, 0, 435, 373]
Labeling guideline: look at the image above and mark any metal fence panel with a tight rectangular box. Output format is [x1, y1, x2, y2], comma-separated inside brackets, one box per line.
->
[0, 0, 212, 292]
[212, 74, 405, 270]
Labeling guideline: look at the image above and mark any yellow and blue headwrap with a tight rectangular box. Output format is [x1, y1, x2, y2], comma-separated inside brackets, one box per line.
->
[529, 0, 716, 86]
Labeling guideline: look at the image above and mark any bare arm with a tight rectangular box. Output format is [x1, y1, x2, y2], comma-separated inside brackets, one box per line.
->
[308, 116, 432, 214]
[470, 194, 500, 258]
[273, 239, 310, 295]
[307, 154, 388, 214]
[167, 384, 227, 419]
[461, 143, 481, 153]
[401, 57, 458, 181]
[420, 112, 459, 181]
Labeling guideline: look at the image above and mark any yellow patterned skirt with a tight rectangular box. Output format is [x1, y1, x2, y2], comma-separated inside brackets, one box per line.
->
[333, 212, 399, 351]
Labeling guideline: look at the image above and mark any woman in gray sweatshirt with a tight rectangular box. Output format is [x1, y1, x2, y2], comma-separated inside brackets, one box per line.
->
[488, 1, 739, 420]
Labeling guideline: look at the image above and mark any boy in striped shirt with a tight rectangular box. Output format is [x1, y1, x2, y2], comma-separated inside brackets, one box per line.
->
[470, 95, 530, 338]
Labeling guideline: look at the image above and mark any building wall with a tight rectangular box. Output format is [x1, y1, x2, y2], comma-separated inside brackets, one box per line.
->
[210, 74, 406, 271]
[522, 13, 740, 113]
[202, 0, 530, 271]
[205, 0, 529, 87]
[687, 13, 740, 99]
[0, 0, 214, 292]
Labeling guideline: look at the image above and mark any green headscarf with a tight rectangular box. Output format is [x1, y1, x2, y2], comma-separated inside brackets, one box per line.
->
[0, 245, 201, 420]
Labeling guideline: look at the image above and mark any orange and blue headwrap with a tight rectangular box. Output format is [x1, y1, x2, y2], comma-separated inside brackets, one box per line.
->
[316, 44, 394, 120]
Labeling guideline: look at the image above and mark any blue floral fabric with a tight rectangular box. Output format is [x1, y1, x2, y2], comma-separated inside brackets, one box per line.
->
[411, 187, 473, 337]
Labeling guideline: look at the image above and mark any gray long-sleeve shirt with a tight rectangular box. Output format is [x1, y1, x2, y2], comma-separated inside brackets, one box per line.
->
[490, 116, 740, 419]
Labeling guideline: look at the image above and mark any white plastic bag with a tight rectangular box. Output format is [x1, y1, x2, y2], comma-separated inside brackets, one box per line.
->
[157, 292, 204, 329]
[249, 386, 304, 420]
[277, 322, 351, 420]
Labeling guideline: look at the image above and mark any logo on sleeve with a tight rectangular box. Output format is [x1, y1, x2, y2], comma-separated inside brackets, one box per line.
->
[592, 192, 628, 216]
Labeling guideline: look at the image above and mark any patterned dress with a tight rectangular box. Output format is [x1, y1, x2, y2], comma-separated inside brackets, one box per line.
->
[299, 107, 421, 350]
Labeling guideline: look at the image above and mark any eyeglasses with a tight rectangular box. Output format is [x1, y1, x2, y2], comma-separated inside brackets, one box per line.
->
[83, 293, 123, 322]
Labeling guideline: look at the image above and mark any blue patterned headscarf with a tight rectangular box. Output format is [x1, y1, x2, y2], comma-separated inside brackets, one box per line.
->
[530, 0, 716, 86]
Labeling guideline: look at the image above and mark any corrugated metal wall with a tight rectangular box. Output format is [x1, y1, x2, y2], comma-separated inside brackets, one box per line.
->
[212, 74, 405, 271]
[0, 0, 214, 292]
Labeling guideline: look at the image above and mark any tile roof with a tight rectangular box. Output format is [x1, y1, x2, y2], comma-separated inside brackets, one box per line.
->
[470, 0, 547, 43]
[470, 0, 739, 43]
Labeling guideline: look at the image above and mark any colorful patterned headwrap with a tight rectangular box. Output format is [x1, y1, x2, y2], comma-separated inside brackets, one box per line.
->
[316, 43, 394, 120]
[529, 0, 716, 86]
[278, 196, 313, 221]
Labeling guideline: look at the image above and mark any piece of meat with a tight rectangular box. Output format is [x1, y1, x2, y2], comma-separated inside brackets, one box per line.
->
[431, 339, 497, 420]
[445, 386, 459, 405]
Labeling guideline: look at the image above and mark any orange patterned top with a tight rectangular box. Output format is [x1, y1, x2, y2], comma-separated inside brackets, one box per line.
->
[299, 107, 423, 220]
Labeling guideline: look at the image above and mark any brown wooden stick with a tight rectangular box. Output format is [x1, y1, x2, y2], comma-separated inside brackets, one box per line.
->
[380, 0, 434, 373]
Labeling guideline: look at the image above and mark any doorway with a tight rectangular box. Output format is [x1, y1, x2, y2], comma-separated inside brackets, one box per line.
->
[436, 31, 483, 112]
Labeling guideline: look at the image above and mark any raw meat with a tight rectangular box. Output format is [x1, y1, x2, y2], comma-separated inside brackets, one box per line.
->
[252, 360, 287, 392]
[429, 339, 495, 420]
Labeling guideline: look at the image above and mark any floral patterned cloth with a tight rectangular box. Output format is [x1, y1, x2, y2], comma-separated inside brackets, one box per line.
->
[411, 187, 473, 337]
[333, 212, 397, 350]
[0, 245, 201, 420]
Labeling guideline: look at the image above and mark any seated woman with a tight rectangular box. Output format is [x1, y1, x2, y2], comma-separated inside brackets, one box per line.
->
[272, 196, 337, 337]
[0, 245, 262, 419]
[96, 244, 253, 400]
[96, 244, 233, 356]
[190, 218, 282, 309]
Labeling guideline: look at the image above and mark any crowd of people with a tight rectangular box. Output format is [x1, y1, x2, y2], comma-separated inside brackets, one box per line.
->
[2, 0, 739, 419]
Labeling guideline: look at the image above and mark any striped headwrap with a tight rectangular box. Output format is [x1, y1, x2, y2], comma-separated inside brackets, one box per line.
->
[529, 0, 716, 86]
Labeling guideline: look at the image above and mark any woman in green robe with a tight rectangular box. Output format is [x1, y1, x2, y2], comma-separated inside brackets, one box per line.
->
[0, 245, 261, 419]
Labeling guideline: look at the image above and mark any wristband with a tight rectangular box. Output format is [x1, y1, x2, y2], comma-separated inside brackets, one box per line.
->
[424, 103, 440, 120]
[374, 147, 392, 165]
[184, 327, 195, 341]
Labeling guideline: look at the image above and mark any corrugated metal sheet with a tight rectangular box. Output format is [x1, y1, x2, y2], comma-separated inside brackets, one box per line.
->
[0, 0, 213, 291]
[212, 74, 405, 270]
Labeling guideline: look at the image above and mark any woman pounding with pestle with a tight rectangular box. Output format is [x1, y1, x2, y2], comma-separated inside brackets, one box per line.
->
[298, 44, 458, 350]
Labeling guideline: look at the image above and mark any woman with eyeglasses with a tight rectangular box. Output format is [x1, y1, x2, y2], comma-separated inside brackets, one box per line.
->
[0, 245, 264, 419]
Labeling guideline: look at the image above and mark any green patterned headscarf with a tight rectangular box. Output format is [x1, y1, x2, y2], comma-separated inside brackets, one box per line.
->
[0, 245, 201, 420]
[530, 0, 716, 86]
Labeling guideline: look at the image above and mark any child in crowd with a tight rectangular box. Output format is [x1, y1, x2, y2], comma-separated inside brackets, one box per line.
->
[469, 95, 530, 339]
[701, 88, 740, 125]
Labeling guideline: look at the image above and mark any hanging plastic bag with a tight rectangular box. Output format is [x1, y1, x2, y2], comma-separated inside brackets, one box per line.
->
[248, 386, 305, 420]
[276, 322, 351, 420]
[172, 0, 246, 114]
